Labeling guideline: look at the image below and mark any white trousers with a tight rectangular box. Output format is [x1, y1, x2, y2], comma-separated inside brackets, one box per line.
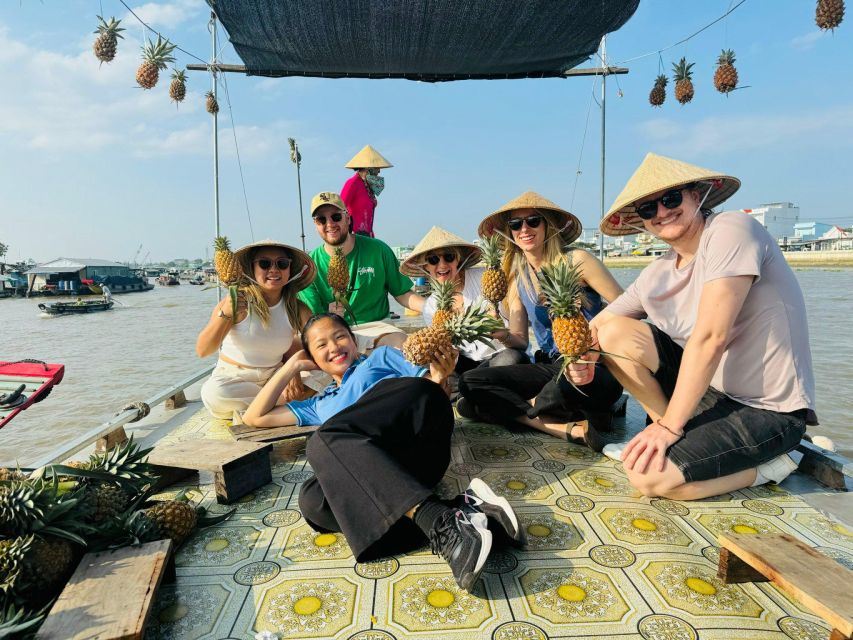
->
[200, 360, 280, 419]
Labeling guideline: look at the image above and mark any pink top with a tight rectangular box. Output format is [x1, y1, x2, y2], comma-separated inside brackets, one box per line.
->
[341, 173, 376, 237]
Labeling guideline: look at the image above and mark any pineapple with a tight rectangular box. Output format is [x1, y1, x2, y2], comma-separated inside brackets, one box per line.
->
[479, 234, 508, 312]
[649, 74, 667, 107]
[0, 469, 27, 483]
[816, 0, 845, 30]
[22, 536, 76, 595]
[169, 69, 187, 103]
[141, 500, 198, 545]
[402, 303, 503, 366]
[136, 35, 176, 90]
[205, 90, 220, 115]
[537, 261, 592, 364]
[673, 58, 695, 105]
[92, 15, 124, 64]
[88, 483, 131, 524]
[430, 278, 458, 327]
[328, 247, 349, 292]
[713, 50, 738, 94]
[213, 236, 242, 285]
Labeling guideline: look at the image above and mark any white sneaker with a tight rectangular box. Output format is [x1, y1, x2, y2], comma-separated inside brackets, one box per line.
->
[751, 454, 798, 486]
[602, 442, 627, 462]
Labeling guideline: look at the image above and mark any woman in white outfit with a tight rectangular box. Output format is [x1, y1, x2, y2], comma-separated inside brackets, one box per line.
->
[197, 239, 315, 418]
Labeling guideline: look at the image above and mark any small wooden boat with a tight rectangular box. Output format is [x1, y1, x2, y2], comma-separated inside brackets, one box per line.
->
[38, 300, 114, 316]
[0, 360, 64, 429]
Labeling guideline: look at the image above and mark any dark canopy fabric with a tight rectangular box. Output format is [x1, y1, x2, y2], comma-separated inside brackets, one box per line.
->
[208, 0, 640, 82]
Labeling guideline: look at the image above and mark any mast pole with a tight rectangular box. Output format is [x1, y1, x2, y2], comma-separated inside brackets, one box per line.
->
[211, 11, 221, 299]
[599, 36, 606, 261]
[296, 143, 306, 251]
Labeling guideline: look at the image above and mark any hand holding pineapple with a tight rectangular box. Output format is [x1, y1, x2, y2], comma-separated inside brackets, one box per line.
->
[426, 342, 458, 390]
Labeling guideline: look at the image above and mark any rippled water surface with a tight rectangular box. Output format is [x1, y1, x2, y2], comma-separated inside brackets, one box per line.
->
[1, 269, 850, 465]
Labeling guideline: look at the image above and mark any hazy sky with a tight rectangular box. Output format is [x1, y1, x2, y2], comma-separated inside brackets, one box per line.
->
[1, 1, 851, 264]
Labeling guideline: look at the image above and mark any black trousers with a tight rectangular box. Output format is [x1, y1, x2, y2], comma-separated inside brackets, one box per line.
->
[299, 377, 454, 561]
[450, 347, 529, 401]
[459, 359, 623, 425]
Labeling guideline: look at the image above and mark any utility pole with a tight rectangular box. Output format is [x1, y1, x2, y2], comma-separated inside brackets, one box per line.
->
[210, 11, 221, 299]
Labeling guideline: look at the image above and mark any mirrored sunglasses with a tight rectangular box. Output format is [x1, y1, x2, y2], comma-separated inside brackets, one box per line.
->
[636, 189, 685, 220]
[507, 214, 544, 231]
[425, 253, 457, 266]
[254, 257, 291, 270]
[313, 212, 344, 225]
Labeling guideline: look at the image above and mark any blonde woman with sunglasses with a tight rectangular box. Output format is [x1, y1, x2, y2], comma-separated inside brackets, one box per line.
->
[458, 192, 624, 449]
[196, 239, 315, 418]
[400, 227, 528, 388]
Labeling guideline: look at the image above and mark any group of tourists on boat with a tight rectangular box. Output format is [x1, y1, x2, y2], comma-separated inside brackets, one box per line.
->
[193, 150, 816, 593]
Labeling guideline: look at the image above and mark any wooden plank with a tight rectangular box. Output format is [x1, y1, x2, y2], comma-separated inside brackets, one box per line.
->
[717, 547, 769, 583]
[229, 422, 318, 442]
[718, 533, 853, 638]
[36, 539, 172, 640]
[95, 426, 128, 453]
[147, 440, 271, 472]
[214, 450, 272, 503]
[797, 440, 853, 489]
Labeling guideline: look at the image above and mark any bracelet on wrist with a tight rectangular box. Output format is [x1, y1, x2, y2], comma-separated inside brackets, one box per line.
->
[655, 419, 684, 440]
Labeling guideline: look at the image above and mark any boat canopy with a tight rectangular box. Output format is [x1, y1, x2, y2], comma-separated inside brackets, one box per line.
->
[207, 0, 640, 81]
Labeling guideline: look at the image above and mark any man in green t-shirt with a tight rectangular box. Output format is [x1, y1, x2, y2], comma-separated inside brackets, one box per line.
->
[299, 192, 424, 343]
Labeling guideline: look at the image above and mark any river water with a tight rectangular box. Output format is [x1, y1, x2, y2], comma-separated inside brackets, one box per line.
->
[1, 268, 850, 466]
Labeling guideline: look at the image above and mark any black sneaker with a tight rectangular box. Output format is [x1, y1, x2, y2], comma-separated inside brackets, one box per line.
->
[428, 508, 492, 592]
[456, 397, 478, 420]
[460, 478, 527, 547]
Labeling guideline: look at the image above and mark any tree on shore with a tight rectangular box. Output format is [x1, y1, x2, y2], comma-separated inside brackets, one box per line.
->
[0, 242, 7, 274]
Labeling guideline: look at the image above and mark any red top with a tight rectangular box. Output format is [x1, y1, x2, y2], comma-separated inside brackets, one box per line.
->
[340, 173, 376, 237]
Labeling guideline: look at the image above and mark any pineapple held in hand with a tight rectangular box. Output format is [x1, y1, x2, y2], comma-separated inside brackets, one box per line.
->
[402, 303, 503, 366]
[214, 236, 242, 285]
[430, 278, 458, 327]
[479, 234, 507, 312]
[328, 247, 355, 322]
[537, 261, 592, 364]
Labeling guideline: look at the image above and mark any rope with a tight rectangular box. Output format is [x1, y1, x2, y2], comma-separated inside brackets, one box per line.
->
[220, 68, 255, 241]
[0, 359, 48, 370]
[117, 0, 208, 65]
[569, 77, 597, 211]
[118, 401, 150, 423]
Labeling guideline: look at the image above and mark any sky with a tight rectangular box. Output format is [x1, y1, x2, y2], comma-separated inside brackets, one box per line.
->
[1, 0, 852, 264]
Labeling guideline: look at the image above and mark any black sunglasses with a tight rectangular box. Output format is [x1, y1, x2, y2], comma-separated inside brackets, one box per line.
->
[254, 257, 291, 270]
[507, 215, 544, 231]
[426, 253, 457, 266]
[636, 189, 686, 220]
[313, 212, 344, 225]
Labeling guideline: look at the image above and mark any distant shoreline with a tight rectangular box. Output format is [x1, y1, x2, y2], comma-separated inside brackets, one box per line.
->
[604, 250, 853, 268]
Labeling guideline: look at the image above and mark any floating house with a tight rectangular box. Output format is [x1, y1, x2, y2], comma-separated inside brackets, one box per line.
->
[25, 258, 153, 295]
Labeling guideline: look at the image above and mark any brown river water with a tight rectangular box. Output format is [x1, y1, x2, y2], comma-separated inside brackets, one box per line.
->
[1, 268, 850, 466]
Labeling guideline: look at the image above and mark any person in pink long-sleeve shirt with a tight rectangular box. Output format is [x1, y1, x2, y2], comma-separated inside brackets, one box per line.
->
[341, 145, 393, 238]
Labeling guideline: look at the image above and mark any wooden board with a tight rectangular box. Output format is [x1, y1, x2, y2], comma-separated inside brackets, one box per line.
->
[147, 440, 272, 472]
[718, 533, 853, 638]
[229, 422, 318, 442]
[36, 539, 172, 640]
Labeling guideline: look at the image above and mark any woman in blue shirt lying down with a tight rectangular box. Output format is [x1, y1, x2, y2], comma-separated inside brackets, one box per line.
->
[242, 313, 524, 592]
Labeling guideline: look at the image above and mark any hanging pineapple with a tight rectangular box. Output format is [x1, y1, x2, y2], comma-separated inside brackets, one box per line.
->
[205, 90, 220, 114]
[479, 234, 507, 313]
[92, 15, 125, 64]
[537, 261, 592, 368]
[169, 69, 187, 103]
[402, 303, 503, 366]
[816, 0, 845, 30]
[429, 278, 458, 327]
[673, 57, 695, 105]
[713, 50, 738, 94]
[136, 35, 176, 90]
[649, 74, 667, 107]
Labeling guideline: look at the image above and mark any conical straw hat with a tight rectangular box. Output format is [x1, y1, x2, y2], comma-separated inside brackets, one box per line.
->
[477, 191, 582, 244]
[600, 153, 741, 237]
[400, 226, 482, 277]
[234, 239, 317, 293]
[345, 144, 393, 169]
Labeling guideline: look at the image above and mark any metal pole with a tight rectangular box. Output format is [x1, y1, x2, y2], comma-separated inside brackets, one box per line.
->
[211, 11, 221, 299]
[598, 37, 606, 261]
[296, 150, 306, 251]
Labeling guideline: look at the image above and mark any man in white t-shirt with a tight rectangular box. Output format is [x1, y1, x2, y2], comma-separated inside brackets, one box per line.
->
[568, 153, 815, 500]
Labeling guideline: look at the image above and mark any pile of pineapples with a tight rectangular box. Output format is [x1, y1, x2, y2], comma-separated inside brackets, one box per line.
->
[0, 439, 227, 636]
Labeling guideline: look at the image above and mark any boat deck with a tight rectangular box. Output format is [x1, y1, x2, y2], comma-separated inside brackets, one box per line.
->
[127, 393, 853, 640]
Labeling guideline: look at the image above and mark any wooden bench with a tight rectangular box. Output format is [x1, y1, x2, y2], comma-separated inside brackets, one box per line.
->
[36, 539, 172, 640]
[148, 440, 272, 504]
[718, 533, 853, 640]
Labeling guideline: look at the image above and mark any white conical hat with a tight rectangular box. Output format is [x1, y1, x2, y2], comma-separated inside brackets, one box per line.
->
[600, 152, 741, 237]
[400, 226, 481, 277]
[345, 144, 393, 169]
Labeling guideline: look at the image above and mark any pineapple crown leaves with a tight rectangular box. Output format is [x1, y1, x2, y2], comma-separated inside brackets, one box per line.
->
[478, 234, 504, 269]
[443, 302, 504, 347]
[0, 596, 50, 638]
[94, 15, 125, 38]
[141, 35, 177, 69]
[213, 235, 231, 251]
[170, 68, 187, 82]
[717, 49, 736, 66]
[288, 138, 302, 164]
[672, 57, 695, 81]
[536, 261, 585, 319]
[205, 90, 217, 99]
[654, 74, 668, 87]
[0, 535, 34, 595]
[0, 478, 94, 544]
[428, 277, 457, 311]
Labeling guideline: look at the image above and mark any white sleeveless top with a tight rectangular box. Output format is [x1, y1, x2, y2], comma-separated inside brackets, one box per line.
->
[220, 299, 294, 368]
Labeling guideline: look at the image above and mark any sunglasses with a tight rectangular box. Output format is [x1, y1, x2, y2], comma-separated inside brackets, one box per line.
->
[313, 212, 344, 225]
[507, 215, 544, 232]
[425, 253, 457, 266]
[254, 257, 291, 271]
[636, 189, 686, 220]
